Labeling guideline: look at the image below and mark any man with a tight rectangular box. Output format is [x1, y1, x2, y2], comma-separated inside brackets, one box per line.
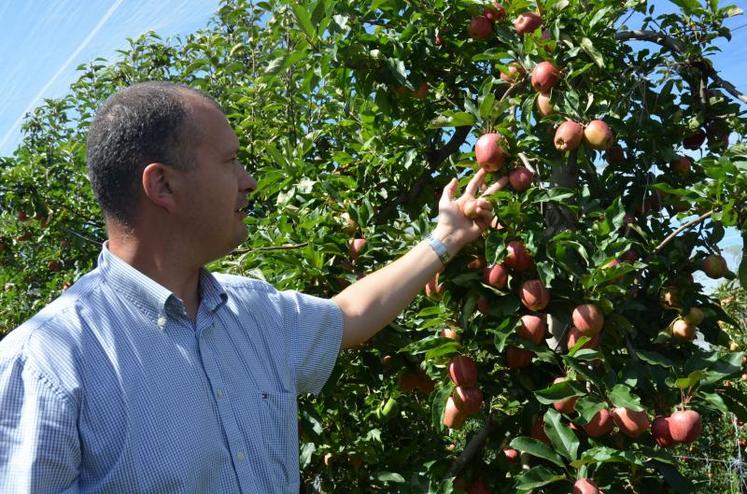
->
[0, 82, 501, 493]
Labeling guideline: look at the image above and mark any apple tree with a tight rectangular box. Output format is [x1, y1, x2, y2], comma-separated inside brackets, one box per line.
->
[2, 0, 747, 492]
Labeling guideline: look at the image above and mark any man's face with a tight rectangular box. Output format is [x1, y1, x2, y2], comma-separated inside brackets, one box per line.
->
[176, 96, 257, 262]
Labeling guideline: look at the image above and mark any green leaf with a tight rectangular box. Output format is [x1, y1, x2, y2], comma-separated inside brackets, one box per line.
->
[290, 2, 317, 41]
[513, 466, 565, 490]
[699, 391, 729, 413]
[376, 472, 405, 483]
[608, 384, 643, 411]
[637, 350, 675, 368]
[534, 380, 585, 405]
[675, 370, 705, 389]
[509, 437, 566, 468]
[580, 38, 604, 68]
[572, 446, 642, 467]
[429, 112, 475, 128]
[544, 409, 579, 460]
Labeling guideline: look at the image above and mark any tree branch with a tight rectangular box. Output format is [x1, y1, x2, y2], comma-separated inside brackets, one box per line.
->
[446, 418, 499, 478]
[651, 210, 714, 254]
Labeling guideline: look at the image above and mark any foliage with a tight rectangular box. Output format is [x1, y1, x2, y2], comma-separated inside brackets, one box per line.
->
[2, 0, 747, 492]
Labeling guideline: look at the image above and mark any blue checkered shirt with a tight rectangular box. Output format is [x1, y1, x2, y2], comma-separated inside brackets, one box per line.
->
[0, 243, 343, 493]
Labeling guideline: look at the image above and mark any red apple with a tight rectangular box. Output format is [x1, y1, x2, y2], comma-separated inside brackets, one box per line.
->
[514, 12, 542, 34]
[412, 82, 428, 99]
[520, 280, 550, 311]
[669, 410, 702, 444]
[537, 92, 554, 116]
[350, 238, 366, 260]
[469, 16, 493, 40]
[612, 407, 650, 438]
[453, 386, 483, 415]
[509, 167, 534, 192]
[552, 377, 577, 414]
[567, 326, 601, 350]
[573, 478, 600, 494]
[554, 120, 584, 151]
[443, 396, 467, 429]
[467, 255, 487, 270]
[506, 346, 533, 368]
[483, 263, 509, 289]
[670, 155, 691, 177]
[475, 133, 507, 172]
[672, 319, 696, 341]
[583, 120, 613, 150]
[500, 62, 525, 83]
[467, 479, 491, 494]
[706, 121, 730, 150]
[531, 61, 559, 92]
[449, 355, 478, 387]
[16, 211, 29, 222]
[477, 295, 490, 315]
[503, 448, 519, 462]
[605, 144, 625, 165]
[702, 254, 728, 279]
[572, 304, 604, 336]
[683, 129, 706, 150]
[652, 416, 675, 448]
[517, 314, 546, 344]
[584, 409, 614, 437]
[505, 240, 531, 272]
[47, 260, 62, 272]
[484, 2, 506, 23]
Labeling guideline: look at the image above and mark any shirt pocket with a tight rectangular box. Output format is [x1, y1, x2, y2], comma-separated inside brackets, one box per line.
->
[257, 390, 298, 486]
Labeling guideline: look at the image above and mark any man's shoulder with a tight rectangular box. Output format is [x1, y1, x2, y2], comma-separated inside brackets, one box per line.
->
[212, 272, 278, 294]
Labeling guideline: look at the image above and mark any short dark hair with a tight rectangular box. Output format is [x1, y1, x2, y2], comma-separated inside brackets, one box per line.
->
[86, 81, 218, 229]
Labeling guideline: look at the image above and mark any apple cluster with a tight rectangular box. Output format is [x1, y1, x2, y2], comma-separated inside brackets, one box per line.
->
[443, 355, 483, 429]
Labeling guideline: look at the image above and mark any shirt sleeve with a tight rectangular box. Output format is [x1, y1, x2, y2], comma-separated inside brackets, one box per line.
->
[279, 290, 343, 395]
[0, 355, 80, 493]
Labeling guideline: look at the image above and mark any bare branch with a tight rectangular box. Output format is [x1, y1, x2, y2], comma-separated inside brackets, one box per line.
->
[652, 210, 714, 254]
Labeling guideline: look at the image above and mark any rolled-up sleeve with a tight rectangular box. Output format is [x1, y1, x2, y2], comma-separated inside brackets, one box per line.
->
[0, 355, 80, 493]
[280, 291, 343, 395]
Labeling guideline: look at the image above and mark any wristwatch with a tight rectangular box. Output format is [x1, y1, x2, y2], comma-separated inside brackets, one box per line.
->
[425, 232, 451, 266]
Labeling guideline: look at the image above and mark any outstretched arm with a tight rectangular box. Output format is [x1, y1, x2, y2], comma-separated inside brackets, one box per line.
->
[333, 169, 507, 349]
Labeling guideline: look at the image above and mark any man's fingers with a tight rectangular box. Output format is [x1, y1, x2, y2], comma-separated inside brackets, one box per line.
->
[464, 168, 487, 197]
[481, 176, 509, 197]
[440, 178, 459, 206]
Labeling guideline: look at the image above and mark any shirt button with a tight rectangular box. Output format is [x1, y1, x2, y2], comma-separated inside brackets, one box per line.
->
[216, 389, 224, 399]
[157, 315, 167, 328]
[236, 451, 246, 462]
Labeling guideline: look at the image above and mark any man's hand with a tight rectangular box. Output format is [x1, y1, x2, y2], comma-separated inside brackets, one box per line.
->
[333, 168, 508, 349]
[432, 168, 509, 256]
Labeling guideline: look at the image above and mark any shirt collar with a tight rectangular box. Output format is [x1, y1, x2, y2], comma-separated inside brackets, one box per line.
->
[97, 242, 228, 328]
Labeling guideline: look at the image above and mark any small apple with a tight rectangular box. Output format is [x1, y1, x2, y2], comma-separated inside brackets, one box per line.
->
[483, 263, 509, 289]
[683, 129, 706, 150]
[537, 92, 554, 116]
[477, 295, 491, 315]
[554, 120, 584, 151]
[16, 211, 29, 222]
[452, 386, 483, 415]
[520, 280, 550, 311]
[500, 62, 525, 83]
[670, 155, 692, 177]
[517, 314, 546, 344]
[583, 120, 614, 150]
[47, 260, 62, 272]
[552, 377, 577, 414]
[503, 448, 519, 462]
[573, 478, 600, 494]
[652, 416, 675, 448]
[443, 396, 467, 429]
[605, 144, 625, 165]
[508, 167, 534, 192]
[584, 408, 614, 437]
[702, 254, 728, 279]
[567, 326, 601, 350]
[350, 238, 366, 260]
[412, 82, 428, 99]
[475, 133, 507, 172]
[672, 319, 696, 341]
[669, 409, 702, 444]
[531, 61, 560, 92]
[449, 355, 478, 387]
[484, 2, 506, 23]
[706, 120, 730, 150]
[514, 12, 542, 34]
[469, 16, 493, 40]
[505, 240, 531, 272]
[506, 346, 533, 368]
[530, 417, 550, 444]
[440, 325, 461, 341]
[660, 286, 681, 308]
[612, 407, 650, 438]
[467, 479, 491, 494]
[572, 304, 604, 336]
[467, 255, 487, 270]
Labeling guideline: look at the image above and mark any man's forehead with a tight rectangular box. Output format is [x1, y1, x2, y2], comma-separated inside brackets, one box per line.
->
[185, 95, 238, 152]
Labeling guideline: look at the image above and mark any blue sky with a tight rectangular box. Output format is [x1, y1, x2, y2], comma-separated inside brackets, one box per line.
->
[0, 0, 744, 289]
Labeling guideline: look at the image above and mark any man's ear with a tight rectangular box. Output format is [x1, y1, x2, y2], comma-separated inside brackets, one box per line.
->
[142, 163, 178, 213]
